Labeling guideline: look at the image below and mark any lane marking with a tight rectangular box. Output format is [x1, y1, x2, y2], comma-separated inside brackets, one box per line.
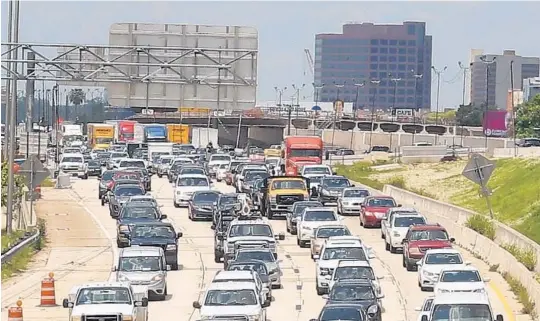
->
[488, 281, 517, 321]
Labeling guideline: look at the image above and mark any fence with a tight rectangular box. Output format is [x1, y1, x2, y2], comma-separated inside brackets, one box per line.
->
[1, 188, 35, 231]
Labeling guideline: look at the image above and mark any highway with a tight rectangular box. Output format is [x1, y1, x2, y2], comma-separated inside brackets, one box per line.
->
[2, 175, 520, 321]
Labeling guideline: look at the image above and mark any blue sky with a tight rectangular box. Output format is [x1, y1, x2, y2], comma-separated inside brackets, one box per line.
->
[2, 1, 539, 109]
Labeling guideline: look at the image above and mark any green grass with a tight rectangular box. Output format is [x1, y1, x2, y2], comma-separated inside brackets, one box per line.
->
[449, 159, 540, 244]
[1, 230, 25, 252]
[40, 178, 55, 188]
[502, 272, 537, 317]
[335, 162, 384, 191]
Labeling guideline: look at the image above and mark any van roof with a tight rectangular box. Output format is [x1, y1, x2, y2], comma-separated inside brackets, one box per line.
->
[120, 247, 163, 257]
[207, 281, 257, 291]
[213, 271, 254, 281]
[432, 292, 490, 305]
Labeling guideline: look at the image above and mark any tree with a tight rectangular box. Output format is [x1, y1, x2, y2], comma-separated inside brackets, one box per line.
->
[456, 104, 497, 127]
[515, 94, 540, 137]
[1, 162, 25, 208]
[68, 88, 86, 106]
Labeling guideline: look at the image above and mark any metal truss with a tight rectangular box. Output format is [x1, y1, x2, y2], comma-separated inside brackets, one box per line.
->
[1, 43, 258, 86]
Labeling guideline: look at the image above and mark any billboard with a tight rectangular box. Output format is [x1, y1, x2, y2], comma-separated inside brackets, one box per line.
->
[483, 110, 508, 137]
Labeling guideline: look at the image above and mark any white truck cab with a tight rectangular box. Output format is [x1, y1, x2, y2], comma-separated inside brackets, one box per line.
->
[59, 153, 88, 179]
[420, 292, 502, 321]
[381, 208, 425, 253]
[63, 282, 148, 321]
[301, 164, 333, 177]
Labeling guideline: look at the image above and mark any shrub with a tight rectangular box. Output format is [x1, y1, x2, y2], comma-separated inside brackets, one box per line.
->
[502, 272, 536, 316]
[465, 214, 496, 240]
[502, 243, 538, 272]
[386, 176, 405, 188]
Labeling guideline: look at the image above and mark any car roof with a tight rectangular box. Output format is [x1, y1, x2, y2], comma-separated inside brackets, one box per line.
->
[440, 265, 479, 272]
[410, 224, 446, 231]
[207, 281, 257, 291]
[62, 153, 84, 157]
[337, 260, 371, 267]
[194, 190, 221, 194]
[322, 175, 347, 179]
[129, 195, 155, 200]
[78, 282, 131, 289]
[131, 221, 173, 227]
[293, 201, 322, 206]
[424, 248, 461, 255]
[388, 207, 418, 213]
[327, 236, 362, 243]
[177, 174, 208, 179]
[316, 224, 348, 230]
[237, 248, 273, 253]
[304, 207, 335, 212]
[214, 271, 255, 280]
[228, 259, 267, 266]
[120, 246, 163, 257]
[366, 195, 395, 200]
[343, 187, 369, 192]
[115, 184, 142, 189]
[431, 292, 490, 305]
[334, 278, 373, 286]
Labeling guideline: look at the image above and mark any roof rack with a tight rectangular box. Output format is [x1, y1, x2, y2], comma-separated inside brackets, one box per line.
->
[234, 213, 264, 221]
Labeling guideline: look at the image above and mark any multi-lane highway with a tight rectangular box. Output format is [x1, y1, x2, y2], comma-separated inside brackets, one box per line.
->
[2, 175, 525, 321]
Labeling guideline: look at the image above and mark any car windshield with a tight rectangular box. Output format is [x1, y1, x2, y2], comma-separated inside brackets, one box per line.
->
[228, 263, 268, 275]
[289, 149, 321, 158]
[271, 180, 306, 190]
[245, 171, 269, 181]
[432, 304, 492, 321]
[204, 289, 257, 306]
[101, 171, 115, 181]
[343, 189, 369, 198]
[322, 247, 367, 261]
[121, 207, 158, 219]
[76, 287, 131, 305]
[236, 251, 275, 262]
[219, 196, 238, 206]
[119, 256, 162, 272]
[329, 284, 375, 301]
[115, 187, 144, 197]
[320, 307, 361, 321]
[111, 153, 126, 158]
[334, 266, 375, 280]
[160, 158, 172, 164]
[394, 216, 426, 227]
[316, 227, 351, 238]
[410, 230, 449, 241]
[173, 159, 194, 166]
[131, 225, 175, 238]
[120, 160, 145, 168]
[425, 253, 463, 264]
[304, 210, 336, 221]
[229, 224, 272, 237]
[193, 192, 220, 203]
[309, 176, 324, 184]
[265, 158, 279, 165]
[181, 168, 206, 175]
[304, 166, 331, 175]
[177, 177, 209, 186]
[366, 198, 396, 207]
[293, 203, 323, 217]
[97, 153, 110, 159]
[322, 178, 350, 188]
[115, 173, 140, 180]
[62, 157, 83, 163]
[210, 155, 231, 162]
[87, 161, 100, 167]
[440, 270, 481, 282]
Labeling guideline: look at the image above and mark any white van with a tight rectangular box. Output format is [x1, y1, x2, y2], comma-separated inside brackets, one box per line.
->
[420, 292, 503, 321]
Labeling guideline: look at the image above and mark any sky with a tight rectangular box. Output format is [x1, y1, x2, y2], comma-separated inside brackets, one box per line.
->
[1, 1, 539, 110]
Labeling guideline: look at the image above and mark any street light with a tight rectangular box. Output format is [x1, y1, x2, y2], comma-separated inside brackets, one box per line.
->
[312, 83, 324, 135]
[331, 82, 345, 147]
[368, 79, 381, 150]
[478, 55, 497, 148]
[292, 84, 306, 135]
[389, 75, 401, 151]
[411, 70, 423, 144]
[353, 81, 366, 112]
[458, 61, 472, 145]
[431, 65, 447, 126]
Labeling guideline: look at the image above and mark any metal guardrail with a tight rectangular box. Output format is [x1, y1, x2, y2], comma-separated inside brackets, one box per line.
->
[1, 229, 40, 264]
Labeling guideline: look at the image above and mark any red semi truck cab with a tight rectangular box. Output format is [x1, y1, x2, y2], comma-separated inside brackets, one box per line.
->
[118, 121, 136, 142]
[282, 136, 323, 176]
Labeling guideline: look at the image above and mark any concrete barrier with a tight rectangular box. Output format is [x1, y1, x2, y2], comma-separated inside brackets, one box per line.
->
[493, 147, 540, 158]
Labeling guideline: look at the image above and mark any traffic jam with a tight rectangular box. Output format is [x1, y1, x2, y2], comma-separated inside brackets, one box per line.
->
[54, 124, 502, 321]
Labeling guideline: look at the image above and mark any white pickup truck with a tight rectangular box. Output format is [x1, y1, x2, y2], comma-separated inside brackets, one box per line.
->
[63, 282, 149, 321]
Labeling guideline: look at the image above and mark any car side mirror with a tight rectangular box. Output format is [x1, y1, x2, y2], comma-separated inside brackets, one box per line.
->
[217, 234, 224, 241]
[313, 254, 320, 260]
[414, 307, 422, 311]
[332, 171, 337, 175]
[381, 216, 387, 221]
[62, 299, 73, 308]
[416, 261, 422, 266]
[111, 266, 117, 272]
[496, 315, 504, 321]
[377, 276, 385, 280]
[465, 261, 471, 265]
[177, 232, 183, 239]
[450, 237, 456, 243]
[161, 214, 168, 219]
[192, 301, 202, 309]
[322, 294, 329, 299]
[166, 265, 171, 271]
[310, 319, 317, 321]
[377, 294, 385, 299]
[278, 233, 285, 240]
[397, 204, 402, 207]
[262, 300, 270, 308]
[484, 277, 491, 282]
[421, 315, 428, 321]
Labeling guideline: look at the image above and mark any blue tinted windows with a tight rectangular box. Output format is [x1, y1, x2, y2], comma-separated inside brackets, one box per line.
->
[407, 24, 416, 35]
[389, 40, 398, 45]
[371, 39, 379, 45]
[380, 48, 388, 54]
[380, 39, 388, 45]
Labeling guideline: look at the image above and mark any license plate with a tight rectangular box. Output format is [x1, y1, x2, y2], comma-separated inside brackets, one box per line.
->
[375, 213, 384, 218]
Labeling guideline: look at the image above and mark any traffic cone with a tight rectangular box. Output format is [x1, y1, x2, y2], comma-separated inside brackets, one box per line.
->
[39, 272, 57, 306]
[7, 300, 23, 321]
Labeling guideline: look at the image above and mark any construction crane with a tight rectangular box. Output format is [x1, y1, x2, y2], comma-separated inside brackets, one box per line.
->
[304, 49, 314, 77]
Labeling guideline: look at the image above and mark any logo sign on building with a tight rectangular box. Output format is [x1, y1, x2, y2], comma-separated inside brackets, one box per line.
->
[141, 109, 154, 115]
[333, 100, 344, 115]
[483, 110, 508, 137]
[178, 107, 211, 114]
[392, 108, 414, 118]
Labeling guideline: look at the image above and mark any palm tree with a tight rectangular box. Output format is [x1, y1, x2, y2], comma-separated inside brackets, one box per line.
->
[68, 89, 85, 121]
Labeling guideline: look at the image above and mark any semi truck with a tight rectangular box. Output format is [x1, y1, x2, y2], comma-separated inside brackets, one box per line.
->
[87, 123, 114, 149]
[191, 128, 218, 148]
[281, 136, 323, 176]
[167, 124, 190, 144]
[144, 124, 168, 143]
[60, 123, 84, 147]
[105, 120, 137, 143]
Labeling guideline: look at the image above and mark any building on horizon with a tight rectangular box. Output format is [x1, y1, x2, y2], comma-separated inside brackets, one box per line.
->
[523, 77, 540, 102]
[314, 21, 432, 111]
[470, 50, 539, 109]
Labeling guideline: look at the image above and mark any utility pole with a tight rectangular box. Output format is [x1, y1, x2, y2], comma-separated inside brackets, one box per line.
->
[411, 71, 423, 145]
[369, 79, 380, 150]
[331, 83, 345, 147]
[389, 76, 401, 150]
[351, 81, 365, 150]
[431, 65, 447, 126]
[292, 84, 305, 135]
[458, 61, 471, 146]
[3, 0, 14, 160]
[479, 55, 497, 149]
[312, 83, 324, 135]
[510, 60, 517, 157]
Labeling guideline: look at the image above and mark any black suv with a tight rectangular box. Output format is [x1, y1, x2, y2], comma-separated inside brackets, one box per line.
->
[211, 193, 241, 229]
[213, 213, 235, 263]
[322, 279, 383, 321]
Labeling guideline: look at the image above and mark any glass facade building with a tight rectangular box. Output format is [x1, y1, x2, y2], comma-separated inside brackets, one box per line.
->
[314, 21, 432, 110]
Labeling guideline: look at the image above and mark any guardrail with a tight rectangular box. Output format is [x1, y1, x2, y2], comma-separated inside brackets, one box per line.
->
[1, 228, 41, 264]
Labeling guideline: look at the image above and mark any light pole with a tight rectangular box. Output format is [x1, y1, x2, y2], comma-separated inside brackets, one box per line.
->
[368, 80, 381, 151]
[331, 83, 345, 147]
[510, 60, 517, 157]
[313, 83, 324, 135]
[411, 71, 423, 144]
[458, 61, 471, 145]
[350, 81, 365, 150]
[292, 84, 305, 135]
[478, 55, 497, 148]
[431, 65, 447, 126]
[389, 76, 401, 151]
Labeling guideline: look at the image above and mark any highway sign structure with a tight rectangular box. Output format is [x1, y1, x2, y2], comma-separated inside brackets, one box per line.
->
[462, 153, 496, 218]
[19, 154, 50, 190]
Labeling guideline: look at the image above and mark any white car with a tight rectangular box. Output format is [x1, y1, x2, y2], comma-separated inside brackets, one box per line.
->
[208, 154, 232, 177]
[417, 249, 468, 291]
[423, 293, 502, 321]
[327, 259, 384, 295]
[173, 174, 212, 207]
[434, 265, 490, 294]
[337, 187, 370, 215]
[415, 296, 434, 321]
[216, 163, 229, 182]
[381, 211, 425, 253]
[297, 207, 341, 247]
[235, 164, 267, 191]
[301, 164, 333, 177]
[211, 270, 269, 306]
[59, 153, 88, 179]
[193, 282, 268, 320]
[156, 155, 174, 177]
[117, 158, 147, 171]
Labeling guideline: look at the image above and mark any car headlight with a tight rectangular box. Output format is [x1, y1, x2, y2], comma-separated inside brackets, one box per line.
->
[319, 268, 330, 274]
[270, 196, 276, 202]
[393, 231, 401, 237]
[438, 289, 450, 293]
[367, 305, 378, 314]
[249, 315, 260, 321]
[166, 244, 177, 250]
[118, 225, 130, 232]
[322, 189, 330, 195]
[473, 288, 485, 293]
[122, 316, 133, 321]
[423, 271, 434, 277]
[117, 274, 129, 282]
[342, 201, 349, 206]
[152, 274, 164, 281]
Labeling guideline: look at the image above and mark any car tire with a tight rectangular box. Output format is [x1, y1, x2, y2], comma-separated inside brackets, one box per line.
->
[316, 284, 325, 296]
[157, 174, 162, 178]
[101, 198, 105, 206]
[214, 253, 221, 263]
[173, 201, 180, 208]
[286, 222, 290, 233]
[390, 245, 397, 253]
[171, 263, 179, 271]
[405, 259, 414, 271]
[385, 242, 390, 251]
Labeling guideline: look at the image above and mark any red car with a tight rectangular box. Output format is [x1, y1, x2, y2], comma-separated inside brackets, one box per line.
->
[360, 196, 398, 228]
[402, 224, 455, 271]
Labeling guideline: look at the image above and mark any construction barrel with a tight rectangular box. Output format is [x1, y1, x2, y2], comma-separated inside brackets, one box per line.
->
[7, 300, 23, 321]
[39, 272, 56, 306]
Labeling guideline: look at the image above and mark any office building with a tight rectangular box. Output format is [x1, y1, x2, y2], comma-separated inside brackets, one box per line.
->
[314, 21, 432, 110]
[470, 50, 539, 109]
[523, 77, 540, 102]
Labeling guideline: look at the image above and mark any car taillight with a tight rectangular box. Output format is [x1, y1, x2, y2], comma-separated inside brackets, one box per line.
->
[108, 182, 114, 189]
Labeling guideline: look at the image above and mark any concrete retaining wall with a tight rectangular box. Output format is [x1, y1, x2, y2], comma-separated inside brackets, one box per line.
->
[493, 147, 540, 158]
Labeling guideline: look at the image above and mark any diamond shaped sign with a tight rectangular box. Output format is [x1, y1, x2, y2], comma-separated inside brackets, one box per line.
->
[19, 154, 50, 190]
[462, 153, 496, 186]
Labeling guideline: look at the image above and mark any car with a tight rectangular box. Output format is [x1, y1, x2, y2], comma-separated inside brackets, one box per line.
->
[309, 303, 368, 321]
[236, 165, 267, 192]
[337, 187, 370, 216]
[310, 225, 352, 259]
[192, 282, 268, 320]
[402, 224, 455, 271]
[126, 194, 158, 207]
[97, 170, 116, 199]
[327, 260, 384, 296]
[156, 155, 174, 177]
[260, 176, 311, 219]
[286, 201, 324, 235]
[86, 160, 102, 176]
[107, 152, 129, 169]
[211, 193, 242, 228]
[297, 207, 341, 248]
[301, 164, 333, 177]
[307, 176, 325, 199]
[215, 163, 229, 182]
[414, 296, 435, 321]
[226, 260, 273, 306]
[322, 279, 383, 321]
[127, 222, 183, 270]
[381, 210, 426, 253]
[229, 248, 282, 289]
[177, 165, 208, 178]
[213, 213, 236, 263]
[103, 178, 145, 205]
[211, 270, 269, 307]
[420, 292, 502, 321]
[117, 158, 146, 171]
[433, 265, 489, 294]
[113, 247, 170, 300]
[94, 151, 111, 166]
[173, 174, 212, 207]
[239, 170, 270, 194]
[417, 249, 468, 291]
[58, 153, 88, 179]
[234, 163, 266, 189]
[108, 184, 145, 218]
[167, 157, 195, 182]
[188, 190, 221, 221]
[360, 196, 399, 228]
[116, 204, 166, 246]
[207, 154, 232, 178]
[317, 175, 353, 205]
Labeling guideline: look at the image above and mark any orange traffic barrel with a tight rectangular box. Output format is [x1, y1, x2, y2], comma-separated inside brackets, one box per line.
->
[39, 272, 57, 306]
[7, 300, 23, 321]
